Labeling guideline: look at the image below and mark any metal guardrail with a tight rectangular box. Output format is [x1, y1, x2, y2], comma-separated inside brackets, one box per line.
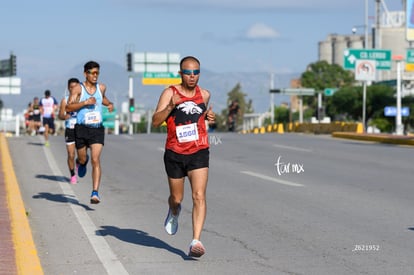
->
[0, 116, 21, 136]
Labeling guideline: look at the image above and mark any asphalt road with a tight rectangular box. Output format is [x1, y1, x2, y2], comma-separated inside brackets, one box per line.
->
[7, 132, 414, 275]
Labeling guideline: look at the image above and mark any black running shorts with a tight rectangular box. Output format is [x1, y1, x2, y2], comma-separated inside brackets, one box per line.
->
[164, 148, 209, 179]
[74, 124, 105, 149]
[65, 128, 76, 144]
[42, 117, 55, 129]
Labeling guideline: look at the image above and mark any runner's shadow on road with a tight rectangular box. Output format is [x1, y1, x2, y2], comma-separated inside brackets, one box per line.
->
[27, 142, 45, 146]
[97, 225, 195, 260]
[32, 192, 94, 211]
[408, 227, 414, 231]
[36, 174, 69, 183]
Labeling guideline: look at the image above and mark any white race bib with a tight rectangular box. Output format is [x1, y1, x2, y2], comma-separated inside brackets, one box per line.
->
[84, 111, 102, 125]
[176, 123, 199, 143]
[68, 118, 77, 129]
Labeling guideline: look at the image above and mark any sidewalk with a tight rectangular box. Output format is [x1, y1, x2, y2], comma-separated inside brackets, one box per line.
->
[0, 133, 43, 275]
[0, 145, 17, 275]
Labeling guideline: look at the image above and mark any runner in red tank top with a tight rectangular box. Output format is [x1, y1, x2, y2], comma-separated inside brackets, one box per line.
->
[165, 85, 209, 154]
[152, 56, 216, 257]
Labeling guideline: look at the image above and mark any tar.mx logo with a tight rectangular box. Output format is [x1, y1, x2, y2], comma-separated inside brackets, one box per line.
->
[199, 135, 222, 145]
[274, 155, 304, 176]
[209, 135, 222, 145]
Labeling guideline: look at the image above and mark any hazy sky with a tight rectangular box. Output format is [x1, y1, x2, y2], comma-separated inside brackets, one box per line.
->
[1, 0, 403, 79]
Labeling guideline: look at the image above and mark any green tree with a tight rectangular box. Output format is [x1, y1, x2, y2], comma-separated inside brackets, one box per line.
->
[301, 60, 354, 90]
[366, 85, 394, 121]
[300, 61, 355, 113]
[328, 86, 361, 121]
[265, 106, 289, 125]
[401, 95, 414, 133]
[216, 83, 253, 131]
[326, 84, 395, 131]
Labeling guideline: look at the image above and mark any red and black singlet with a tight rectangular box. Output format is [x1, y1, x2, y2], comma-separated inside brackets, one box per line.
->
[165, 85, 209, 154]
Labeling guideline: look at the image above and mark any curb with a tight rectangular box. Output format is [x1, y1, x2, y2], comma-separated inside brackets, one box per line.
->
[332, 132, 414, 146]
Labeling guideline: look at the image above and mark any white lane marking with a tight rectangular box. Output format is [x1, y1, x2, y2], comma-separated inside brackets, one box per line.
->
[43, 145, 129, 275]
[241, 170, 304, 187]
[272, 144, 312, 153]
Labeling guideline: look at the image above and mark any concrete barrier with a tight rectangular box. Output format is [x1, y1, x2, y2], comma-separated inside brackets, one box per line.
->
[243, 122, 363, 135]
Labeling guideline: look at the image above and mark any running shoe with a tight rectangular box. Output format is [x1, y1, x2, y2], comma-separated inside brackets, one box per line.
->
[188, 239, 205, 258]
[90, 190, 100, 204]
[164, 204, 181, 235]
[70, 175, 77, 184]
[76, 155, 89, 178]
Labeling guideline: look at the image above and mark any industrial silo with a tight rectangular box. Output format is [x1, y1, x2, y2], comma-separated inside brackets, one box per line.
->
[333, 35, 349, 66]
[349, 35, 364, 49]
[318, 40, 332, 64]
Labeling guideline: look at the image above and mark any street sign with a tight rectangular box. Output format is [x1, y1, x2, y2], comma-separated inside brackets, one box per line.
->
[143, 72, 180, 78]
[355, 60, 376, 81]
[280, 88, 315, 96]
[384, 106, 410, 117]
[132, 52, 180, 73]
[0, 77, 21, 94]
[142, 77, 181, 85]
[343, 49, 392, 70]
[405, 49, 414, 63]
[142, 71, 181, 85]
[324, 88, 337, 96]
[407, 1, 414, 41]
[406, 49, 414, 71]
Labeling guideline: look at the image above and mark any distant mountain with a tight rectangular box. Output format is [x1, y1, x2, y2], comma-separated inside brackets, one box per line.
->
[0, 61, 300, 115]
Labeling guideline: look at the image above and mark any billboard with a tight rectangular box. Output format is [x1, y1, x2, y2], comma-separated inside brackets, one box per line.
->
[407, 0, 414, 41]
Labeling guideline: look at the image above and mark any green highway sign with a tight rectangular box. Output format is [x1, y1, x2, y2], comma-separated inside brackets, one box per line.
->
[406, 48, 414, 63]
[143, 72, 180, 78]
[324, 88, 337, 96]
[343, 49, 391, 70]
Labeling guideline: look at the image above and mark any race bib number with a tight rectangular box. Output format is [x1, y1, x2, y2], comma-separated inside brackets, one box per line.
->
[68, 118, 77, 129]
[84, 111, 102, 125]
[176, 123, 199, 143]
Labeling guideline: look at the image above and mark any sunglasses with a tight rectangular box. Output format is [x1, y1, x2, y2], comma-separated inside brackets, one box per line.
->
[87, 70, 100, 76]
[181, 69, 200, 75]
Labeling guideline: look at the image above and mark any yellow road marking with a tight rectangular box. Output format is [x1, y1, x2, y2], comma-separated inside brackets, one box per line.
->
[0, 133, 43, 275]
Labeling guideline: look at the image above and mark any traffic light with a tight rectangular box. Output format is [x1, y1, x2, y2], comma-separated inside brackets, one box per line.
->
[127, 52, 132, 72]
[10, 54, 16, 76]
[129, 98, 135, 113]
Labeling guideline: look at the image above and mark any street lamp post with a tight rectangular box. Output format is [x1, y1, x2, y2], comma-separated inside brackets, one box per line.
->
[394, 55, 404, 135]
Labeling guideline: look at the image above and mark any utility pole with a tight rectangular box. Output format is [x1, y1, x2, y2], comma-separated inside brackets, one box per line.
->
[270, 72, 274, 124]
[362, 0, 369, 133]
